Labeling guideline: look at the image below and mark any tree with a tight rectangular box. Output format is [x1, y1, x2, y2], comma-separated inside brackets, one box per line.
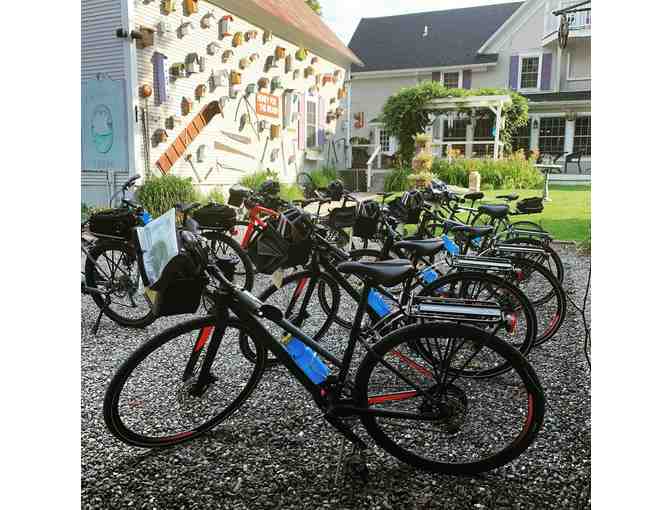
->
[305, 0, 322, 16]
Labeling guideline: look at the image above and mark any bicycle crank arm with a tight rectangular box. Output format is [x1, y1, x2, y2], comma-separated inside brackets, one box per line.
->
[324, 415, 368, 451]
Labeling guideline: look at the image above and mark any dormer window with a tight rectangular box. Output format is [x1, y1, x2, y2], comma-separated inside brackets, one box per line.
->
[519, 55, 541, 90]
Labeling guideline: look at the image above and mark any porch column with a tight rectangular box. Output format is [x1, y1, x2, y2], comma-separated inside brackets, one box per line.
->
[564, 118, 575, 155]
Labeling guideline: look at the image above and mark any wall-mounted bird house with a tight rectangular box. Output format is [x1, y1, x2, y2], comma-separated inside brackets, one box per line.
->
[308, 86, 317, 96]
[330, 97, 336, 104]
[239, 58, 249, 70]
[354, 112, 364, 129]
[263, 30, 273, 44]
[249, 53, 260, 62]
[198, 55, 206, 72]
[284, 55, 293, 74]
[274, 47, 286, 60]
[185, 0, 199, 16]
[221, 50, 234, 63]
[195, 83, 207, 100]
[151, 52, 169, 105]
[258, 120, 268, 131]
[311, 57, 319, 65]
[270, 124, 281, 140]
[245, 84, 256, 96]
[230, 71, 242, 85]
[201, 11, 215, 28]
[139, 84, 153, 99]
[271, 77, 283, 93]
[304, 66, 315, 78]
[296, 48, 308, 61]
[166, 115, 181, 130]
[212, 70, 228, 88]
[258, 77, 270, 91]
[219, 16, 234, 37]
[162, 0, 176, 14]
[229, 83, 241, 99]
[333, 70, 342, 81]
[337, 87, 346, 100]
[326, 112, 336, 124]
[270, 148, 280, 162]
[197, 144, 207, 162]
[264, 55, 278, 73]
[322, 75, 333, 86]
[135, 26, 155, 49]
[179, 20, 194, 38]
[182, 97, 193, 116]
[185, 53, 200, 73]
[156, 129, 169, 143]
[170, 63, 187, 78]
[293, 69, 300, 80]
[335, 107, 345, 118]
[207, 42, 221, 55]
[232, 32, 244, 47]
[245, 30, 258, 42]
[157, 21, 173, 36]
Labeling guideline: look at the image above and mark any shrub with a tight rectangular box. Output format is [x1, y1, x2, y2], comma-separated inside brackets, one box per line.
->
[309, 166, 339, 188]
[136, 175, 199, 217]
[280, 183, 305, 202]
[239, 169, 280, 191]
[202, 186, 227, 204]
[432, 154, 543, 190]
[384, 167, 411, 192]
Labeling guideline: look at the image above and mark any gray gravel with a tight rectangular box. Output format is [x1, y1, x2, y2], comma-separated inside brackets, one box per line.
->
[81, 245, 590, 509]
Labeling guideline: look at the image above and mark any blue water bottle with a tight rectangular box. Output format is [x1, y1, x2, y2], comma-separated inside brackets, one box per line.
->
[139, 211, 153, 226]
[368, 289, 392, 317]
[442, 235, 460, 255]
[285, 337, 330, 384]
[420, 267, 439, 284]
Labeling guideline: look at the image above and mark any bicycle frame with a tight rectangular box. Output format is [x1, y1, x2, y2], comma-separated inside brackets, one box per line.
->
[239, 204, 279, 249]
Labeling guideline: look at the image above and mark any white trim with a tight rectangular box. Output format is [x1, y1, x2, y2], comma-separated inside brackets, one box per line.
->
[566, 51, 591, 81]
[121, 0, 138, 178]
[517, 53, 542, 92]
[305, 95, 318, 150]
[479, 0, 545, 54]
[351, 63, 495, 80]
[442, 70, 463, 89]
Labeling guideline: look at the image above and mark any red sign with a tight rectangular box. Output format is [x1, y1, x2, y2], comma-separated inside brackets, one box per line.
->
[256, 92, 280, 118]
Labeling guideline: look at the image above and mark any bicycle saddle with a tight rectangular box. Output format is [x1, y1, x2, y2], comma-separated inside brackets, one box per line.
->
[496, 193, 519, 202]
[393, 239, 445, 258]
[451, 225, 494, 238]
[477, 204, 509, 219]
[464, 192, 484, 201]
[337, 259, 415, 287]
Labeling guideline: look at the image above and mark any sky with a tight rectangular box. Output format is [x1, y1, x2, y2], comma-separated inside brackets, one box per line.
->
[319, 0, 521, 45]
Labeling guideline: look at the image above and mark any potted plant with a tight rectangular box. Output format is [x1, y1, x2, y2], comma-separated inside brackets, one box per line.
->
[413, 133, 432, 155]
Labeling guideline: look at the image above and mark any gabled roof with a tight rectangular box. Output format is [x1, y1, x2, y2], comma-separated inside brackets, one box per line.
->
[210, 0, 363, 66]
[348, 2, 523, 72]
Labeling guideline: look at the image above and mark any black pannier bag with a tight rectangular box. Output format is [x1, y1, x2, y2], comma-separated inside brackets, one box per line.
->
[326, 179, 345, 202]
[134, 230, 208, 318]
[516, 197, 544, 214]
[228, 185, 252, 207]
[89, 208, 138, 239]
[259, 179, 281, 196]
[353, 200, 380, 239]
[388, 190, 424, 224]
[328, 206, 356, 229]
[247, 208, 312, 274]
[193, 203, 237, 229]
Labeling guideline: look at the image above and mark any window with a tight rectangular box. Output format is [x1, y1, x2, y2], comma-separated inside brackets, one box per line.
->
[511, 121, 531, 153]
[306, 97, 317, 148]
[379, 129, 391, 153]
[519, 56, 540, 89]
[573, 116, 591, 156]
[443, 72, 460, 89]
[472, 116, 494, 158]
[538, 117, 566, 155]
[443, 113, 468, 156]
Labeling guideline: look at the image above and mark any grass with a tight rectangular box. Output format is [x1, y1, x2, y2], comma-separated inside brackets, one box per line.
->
[478, 185, 591, 242]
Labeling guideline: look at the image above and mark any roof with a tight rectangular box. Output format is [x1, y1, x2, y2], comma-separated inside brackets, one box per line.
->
[523, 91, 591, 102]
[348, 2, 523, 72]
[211, 0, 363, 66]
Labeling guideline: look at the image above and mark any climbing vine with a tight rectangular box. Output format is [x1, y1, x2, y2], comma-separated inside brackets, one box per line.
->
[381, 82, 529, 165]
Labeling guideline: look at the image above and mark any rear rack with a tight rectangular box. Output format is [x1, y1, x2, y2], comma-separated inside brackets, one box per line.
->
[450, 256, 514, 273]
[508, 228, 552, 241]
[408, 296, 503, 324]
[491, 244, 549, 258]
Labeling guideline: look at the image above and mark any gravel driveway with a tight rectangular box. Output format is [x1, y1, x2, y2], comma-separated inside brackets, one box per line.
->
[81, 245, 590, 509]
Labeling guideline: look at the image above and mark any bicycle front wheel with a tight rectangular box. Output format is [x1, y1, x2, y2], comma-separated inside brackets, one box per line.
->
[356, 322, 545, 475]
[104, 316, 266, 447]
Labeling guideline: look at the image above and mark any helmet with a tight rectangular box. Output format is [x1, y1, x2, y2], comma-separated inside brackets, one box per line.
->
[327, 179, 344, 201]
[259, 179, 280, 196]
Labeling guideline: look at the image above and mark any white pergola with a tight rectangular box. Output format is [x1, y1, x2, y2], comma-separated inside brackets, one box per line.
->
[424, 94, 512, 160]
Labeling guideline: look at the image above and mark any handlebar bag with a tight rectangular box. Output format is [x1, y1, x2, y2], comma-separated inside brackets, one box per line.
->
[89, 208, 138, 239]
[193, 203, 237, 229]
[228, 185, 252, 207]
[353, 200, 380, 239]
[328, 206, 356, 229]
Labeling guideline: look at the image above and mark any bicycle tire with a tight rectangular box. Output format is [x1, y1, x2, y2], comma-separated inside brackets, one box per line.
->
[355, 321, 545, 474]
[201, 230, 255, 291]
[497, 237, 565, 285]
[247, 271, 341, 366]
[84, 239, 155, 328]
[104, 316, 266, 447]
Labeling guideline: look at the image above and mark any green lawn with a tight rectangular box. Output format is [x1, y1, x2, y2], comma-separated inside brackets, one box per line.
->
[478, 185, 591, 242]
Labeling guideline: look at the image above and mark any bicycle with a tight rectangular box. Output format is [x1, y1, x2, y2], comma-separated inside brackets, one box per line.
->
[104, 227, 546, 475]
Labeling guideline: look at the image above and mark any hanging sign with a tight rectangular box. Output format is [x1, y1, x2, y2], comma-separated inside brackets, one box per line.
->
[255, 92, 280, 118]
[82, 77, 129, 171]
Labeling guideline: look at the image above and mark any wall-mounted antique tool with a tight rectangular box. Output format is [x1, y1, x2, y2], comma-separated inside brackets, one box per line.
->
[219, 16, 234, 38]
[270, 148, 280, 162]
[201, 11, 216, 28]
[221, 130, 252, 144]
[207, 42, 221, 55]
[263, 30, 273, 44]
[179, 20, 194, 38]
[222, 50, 234, 63]
[232, 32, 244, 47]
[245, 30, 258, 42]
[214, 141, 256, 160]
[184, 153, 202, 182]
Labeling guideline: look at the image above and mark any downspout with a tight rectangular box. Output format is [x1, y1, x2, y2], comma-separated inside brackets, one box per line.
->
[346, 67, 352, 169]
[120, 0, 140, 181]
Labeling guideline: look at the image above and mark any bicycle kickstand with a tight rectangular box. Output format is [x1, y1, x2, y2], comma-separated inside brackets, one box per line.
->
[325, 415, 370, 485]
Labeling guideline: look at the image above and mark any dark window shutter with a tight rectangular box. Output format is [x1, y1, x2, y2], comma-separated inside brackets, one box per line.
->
[540, 53, 553, 90]
[317, 96, 325, 146]
[509, 56, 519, 90]
[432, 71, 441, 82]
[462, 70, 472, 89]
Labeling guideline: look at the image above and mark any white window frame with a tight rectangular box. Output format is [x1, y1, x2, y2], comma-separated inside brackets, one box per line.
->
[566, 51, 591, 81]
[305, 95, 318, 149]
[442, 70, 463, 89]
[518, 52, 542, 92]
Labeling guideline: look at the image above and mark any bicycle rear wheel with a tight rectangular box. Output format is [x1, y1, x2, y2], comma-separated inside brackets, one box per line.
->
[201, 231, 255, 291]
[496, 237, 565, 285]
[356, 322, 545, 474]
[104, 316, 266, 447]
[84, 240, 155, 328]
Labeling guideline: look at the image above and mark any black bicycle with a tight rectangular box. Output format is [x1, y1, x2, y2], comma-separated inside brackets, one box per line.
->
[104, 226, 545, 475]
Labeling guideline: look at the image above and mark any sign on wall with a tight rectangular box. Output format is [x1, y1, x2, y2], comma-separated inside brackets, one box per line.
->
[255, 92, 280, 118]
[82, 77, 129, 171]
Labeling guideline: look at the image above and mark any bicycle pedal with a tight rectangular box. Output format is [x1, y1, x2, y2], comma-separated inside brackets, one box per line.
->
[344, 452, 370, 484]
